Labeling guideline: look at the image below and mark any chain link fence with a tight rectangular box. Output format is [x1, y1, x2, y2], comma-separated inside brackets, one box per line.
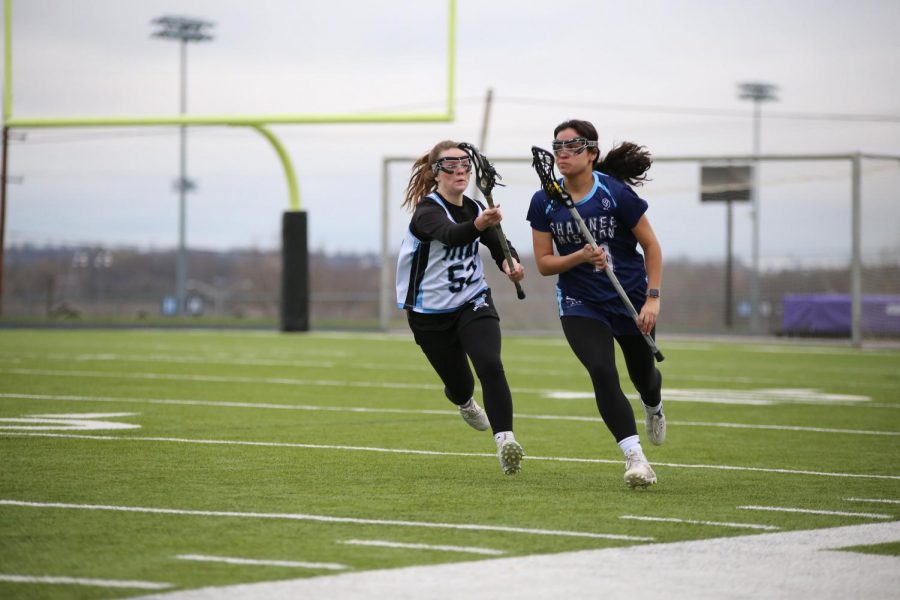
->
[380, 153, 900, 343]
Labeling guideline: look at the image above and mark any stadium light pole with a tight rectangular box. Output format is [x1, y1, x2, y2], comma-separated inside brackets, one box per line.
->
[151, 16, 213, 316]
[738, 81, 778, 333]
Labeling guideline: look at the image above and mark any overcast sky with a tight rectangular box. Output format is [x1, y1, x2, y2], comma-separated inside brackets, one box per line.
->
[3, 0, 900, 265]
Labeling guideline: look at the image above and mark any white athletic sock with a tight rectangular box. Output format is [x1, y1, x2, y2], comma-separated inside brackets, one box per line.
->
[459, 398, 475, 409]
[494, 431, 515, 448]
[618, 434, 642, 455]
[642, 400, 663, 416]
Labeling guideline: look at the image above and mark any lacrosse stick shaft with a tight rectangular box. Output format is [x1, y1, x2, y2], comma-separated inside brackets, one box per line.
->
[484, 191, 525, 299]
[565, 204, 664, 362]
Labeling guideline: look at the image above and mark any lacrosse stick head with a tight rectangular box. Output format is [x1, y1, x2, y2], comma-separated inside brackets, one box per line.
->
[458, 142, 503, 197]
[531, 146, 572, 208]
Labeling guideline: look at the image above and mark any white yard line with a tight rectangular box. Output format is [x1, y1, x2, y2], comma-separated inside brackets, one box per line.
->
[669, 374, 900, 394]
[1, 351, 338, 369]
[176, 554, 347, 570]
[339, 539, 505, 556]
[670, 420, 898, 436]
[0, 367, 437, 392]
[3, 368, 894, 408]
[619, 515, 780, 531]
[845, 497, 900, 505]
[0, 392, 460, 418]
[0, 351, 439, 374]
[2, 392, 897, 436]
[0, 574, 171, 590]
[549, 388, 871, 404]
[4, 348, 894, 381]
[129, 521, 900, 600]
[738, 505, 893, 519]
[3, 431, 899, 481]
[0, 500, 652, 542]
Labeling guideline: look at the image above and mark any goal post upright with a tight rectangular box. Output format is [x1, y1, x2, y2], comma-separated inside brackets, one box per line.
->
[0, 0, 458, 331]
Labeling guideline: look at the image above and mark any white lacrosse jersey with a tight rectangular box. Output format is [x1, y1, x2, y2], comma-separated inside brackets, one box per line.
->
[396, 193, 487, 313]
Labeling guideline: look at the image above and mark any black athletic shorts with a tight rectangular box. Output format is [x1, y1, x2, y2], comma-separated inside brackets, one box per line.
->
[407, 288, 499, 346]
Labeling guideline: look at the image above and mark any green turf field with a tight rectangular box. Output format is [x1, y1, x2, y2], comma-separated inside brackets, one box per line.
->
[1, 329, 898, 598]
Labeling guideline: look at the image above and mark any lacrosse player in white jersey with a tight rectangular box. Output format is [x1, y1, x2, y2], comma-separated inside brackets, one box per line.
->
[396, 140, 526, 475]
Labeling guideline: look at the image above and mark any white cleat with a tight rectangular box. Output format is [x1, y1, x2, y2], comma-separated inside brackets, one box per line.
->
[645, 409, 666, 446]
[498, 439, 525, 475]
[624, 448, 657, 488]
[458, 400, 490, 431]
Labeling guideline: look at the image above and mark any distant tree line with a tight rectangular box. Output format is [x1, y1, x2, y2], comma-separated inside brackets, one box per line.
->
[3, 244, 898, 335]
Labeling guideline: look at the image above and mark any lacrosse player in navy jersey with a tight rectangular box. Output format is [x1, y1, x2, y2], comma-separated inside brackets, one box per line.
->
[527, 119, 665, 488]
[396, 140, 526, 475]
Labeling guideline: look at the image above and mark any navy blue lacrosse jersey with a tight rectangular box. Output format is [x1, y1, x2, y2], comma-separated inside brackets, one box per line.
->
[526, 171, 649, 316]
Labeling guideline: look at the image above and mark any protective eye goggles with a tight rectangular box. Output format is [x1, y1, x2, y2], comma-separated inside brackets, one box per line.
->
[432, 157, 473, 174]
[551, 137, 598, 156]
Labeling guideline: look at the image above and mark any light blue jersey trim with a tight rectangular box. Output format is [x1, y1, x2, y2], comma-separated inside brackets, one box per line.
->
[399, 284, 490, 313]
[594, 171, 617, 208]
[426, 191, 448, 210]
[556, 173, 616, 208]
[570, 173, 601, 207]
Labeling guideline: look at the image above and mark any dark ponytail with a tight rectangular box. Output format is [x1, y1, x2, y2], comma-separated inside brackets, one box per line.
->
[597, 142, 652, 187]
[554, 119, 652, 187]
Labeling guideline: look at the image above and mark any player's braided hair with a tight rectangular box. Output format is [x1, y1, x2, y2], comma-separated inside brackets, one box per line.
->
[553, 119, 652, 187]
[402, 140, 460, 212]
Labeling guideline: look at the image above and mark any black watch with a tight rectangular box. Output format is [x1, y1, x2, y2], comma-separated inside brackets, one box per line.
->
[647, 288, 660, 299]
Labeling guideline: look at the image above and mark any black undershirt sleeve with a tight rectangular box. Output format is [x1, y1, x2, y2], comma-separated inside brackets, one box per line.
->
[410, 197, 520, 271]
[411, 202, 480, 248]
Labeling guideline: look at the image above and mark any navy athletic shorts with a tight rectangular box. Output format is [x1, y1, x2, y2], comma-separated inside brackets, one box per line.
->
[557, 291, 642, 337]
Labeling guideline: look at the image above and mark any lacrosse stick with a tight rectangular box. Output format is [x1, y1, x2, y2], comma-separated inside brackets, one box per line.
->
[530, 146, 664, 362]
[458, 142, 525, 299]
